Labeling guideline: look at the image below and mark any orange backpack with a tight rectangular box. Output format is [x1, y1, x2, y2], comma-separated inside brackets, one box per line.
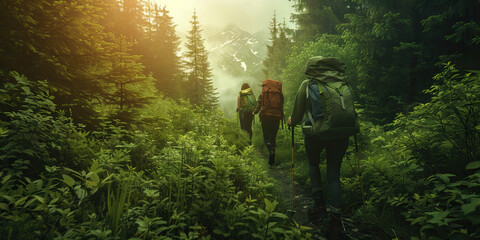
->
[260, 79, 283, 120]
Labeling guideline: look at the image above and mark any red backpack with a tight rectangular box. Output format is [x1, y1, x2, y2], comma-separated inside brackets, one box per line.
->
[260, 79, 283, 120]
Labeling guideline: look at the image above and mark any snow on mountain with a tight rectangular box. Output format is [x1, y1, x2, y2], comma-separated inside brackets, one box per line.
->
[204, 24, 269, 116]
[206, 24, 267, 77]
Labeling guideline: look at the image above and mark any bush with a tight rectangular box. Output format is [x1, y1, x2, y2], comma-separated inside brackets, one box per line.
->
[0, 72, 312, 240]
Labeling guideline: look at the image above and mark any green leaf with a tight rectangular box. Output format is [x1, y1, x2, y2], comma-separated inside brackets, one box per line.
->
[62, 174, 75, 187]
[271, 212, 289, 219]
[437, 174, 455, 184]
[1, 195, 15, 203]
[426, 211, 450, 226]
[1, 174, 11, 184]
[265, 198, 273, 212]
[86, 180, 97, 188]
[15, 196, 28, 207]
[0, 202, 8, 211]
[466, 161, 480, 170]
[299, 225, 313, 231]
[89, 172, 100, 184]
[89, 161, 99, 172]
[24, 198, 36, 208]
[33, 195, 45, 204]
[267, 222, 278, 228]
[49, 197, 59, 205]
[271, 227, 287, 233]
[462, 198, 480, 215]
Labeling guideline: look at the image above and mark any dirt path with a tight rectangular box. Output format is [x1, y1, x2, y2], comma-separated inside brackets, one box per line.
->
[267, 166, 377, 240]
[268, 166, 327, 239]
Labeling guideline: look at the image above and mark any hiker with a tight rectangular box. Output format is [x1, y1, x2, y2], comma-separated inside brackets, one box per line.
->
[287, 56, 359, 239]
[237, 83, 256, 142]
[254, 79, 284, 166]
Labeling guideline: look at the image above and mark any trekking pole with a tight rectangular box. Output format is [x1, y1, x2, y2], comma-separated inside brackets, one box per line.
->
[355, 134, 365, 203]
[289, 125, 296, 217]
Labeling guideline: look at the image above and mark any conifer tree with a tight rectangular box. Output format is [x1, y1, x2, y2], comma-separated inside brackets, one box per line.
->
[289, 0, 357, 43]
[263, 13, 293, 80]
[184, 11, 218, 107]
[120, 0, 145, 41]
[143, 5, 182, 98]
[0, 0, 120, 124]
[0, 0, 151, 125]
[100, 36, 151, 122]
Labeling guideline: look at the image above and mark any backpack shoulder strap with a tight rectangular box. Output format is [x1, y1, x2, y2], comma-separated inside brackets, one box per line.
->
[305, 79, 318, 126]
[309, 79, 327, 116]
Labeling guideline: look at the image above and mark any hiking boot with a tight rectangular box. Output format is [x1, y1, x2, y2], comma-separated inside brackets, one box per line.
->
[307, 205, 327, 224]
[327, 213, 344, 240]
[308, 192, 327, 223]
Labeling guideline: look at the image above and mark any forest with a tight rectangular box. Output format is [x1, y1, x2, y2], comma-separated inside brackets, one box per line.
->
[0, 0, 479, 239]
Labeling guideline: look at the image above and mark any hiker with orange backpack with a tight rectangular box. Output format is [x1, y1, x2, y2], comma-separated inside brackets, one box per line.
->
[287, 56, 359, 239]
[237, 83, 257, 143]
[254, 79, 284, 166]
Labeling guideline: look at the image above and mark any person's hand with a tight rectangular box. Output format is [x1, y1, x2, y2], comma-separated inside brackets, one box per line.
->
[287, 116, 292, 126]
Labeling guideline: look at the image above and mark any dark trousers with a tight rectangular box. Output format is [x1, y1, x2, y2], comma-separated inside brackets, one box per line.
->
[261, 119, 280, 153]
[304, 136, 349, 212]
[239, 110, 253, 140]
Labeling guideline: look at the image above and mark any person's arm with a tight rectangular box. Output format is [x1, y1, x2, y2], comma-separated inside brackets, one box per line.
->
[290, 80, 308, 126]
[236, 94, 240, 112]
[254, 93, 262, 114]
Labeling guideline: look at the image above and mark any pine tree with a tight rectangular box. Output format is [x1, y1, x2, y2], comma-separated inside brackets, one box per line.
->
[119, 0, 145, 41]
[144, 4, 182, 98]
[289, 0, 357, 43]
[100, 35, 151, 122]
[0, 0, 121, 124]
[184, 11, 218, 107]
[0, 0, 152, 125]
[263, 13, 293, 80]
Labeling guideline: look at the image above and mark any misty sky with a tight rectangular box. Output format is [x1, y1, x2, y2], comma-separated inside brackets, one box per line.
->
[153, 0, 295, 34]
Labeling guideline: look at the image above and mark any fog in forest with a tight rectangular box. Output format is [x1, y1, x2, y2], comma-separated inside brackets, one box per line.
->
[155, 0, 294, 117]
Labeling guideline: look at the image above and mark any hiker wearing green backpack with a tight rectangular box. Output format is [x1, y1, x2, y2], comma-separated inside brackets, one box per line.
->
[287, 56, 359, 239]
[254, 79, 284, 166]
[237, 83, 257, 142]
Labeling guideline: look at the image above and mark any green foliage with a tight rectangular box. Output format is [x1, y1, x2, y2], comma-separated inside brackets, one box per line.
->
[141, 4, 182, 98]
[383, 64, 480, 239]
[263, 13, 293, 80]
[393, 63, 480, 175]
[0, 73, 95, 177]
[0, 71, 311, 239]
[339, 65, 480, 239]
[0, 0, 153, 124]
[392, 172, 480, 239]
[289, 0, 357, 42]
[281, 1, 480, 236]
[183, 11, 218, 108]
[2, 0, 479, 239]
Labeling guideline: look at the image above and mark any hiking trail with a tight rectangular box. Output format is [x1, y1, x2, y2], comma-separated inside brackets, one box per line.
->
[267, 163, 381, 240]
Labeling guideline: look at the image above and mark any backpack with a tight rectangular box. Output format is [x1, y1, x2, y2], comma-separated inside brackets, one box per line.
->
[260, 79, 283, 120]
[303, 56, 359, 140]
[239, 88, 256, 111]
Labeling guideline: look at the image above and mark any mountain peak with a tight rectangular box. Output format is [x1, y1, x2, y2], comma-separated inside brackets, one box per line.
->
[223, 24, 245, 33]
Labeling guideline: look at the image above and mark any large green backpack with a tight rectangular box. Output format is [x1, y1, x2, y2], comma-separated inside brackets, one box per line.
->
[239, 88, 257, 111]
[303, 56, 359, 140]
